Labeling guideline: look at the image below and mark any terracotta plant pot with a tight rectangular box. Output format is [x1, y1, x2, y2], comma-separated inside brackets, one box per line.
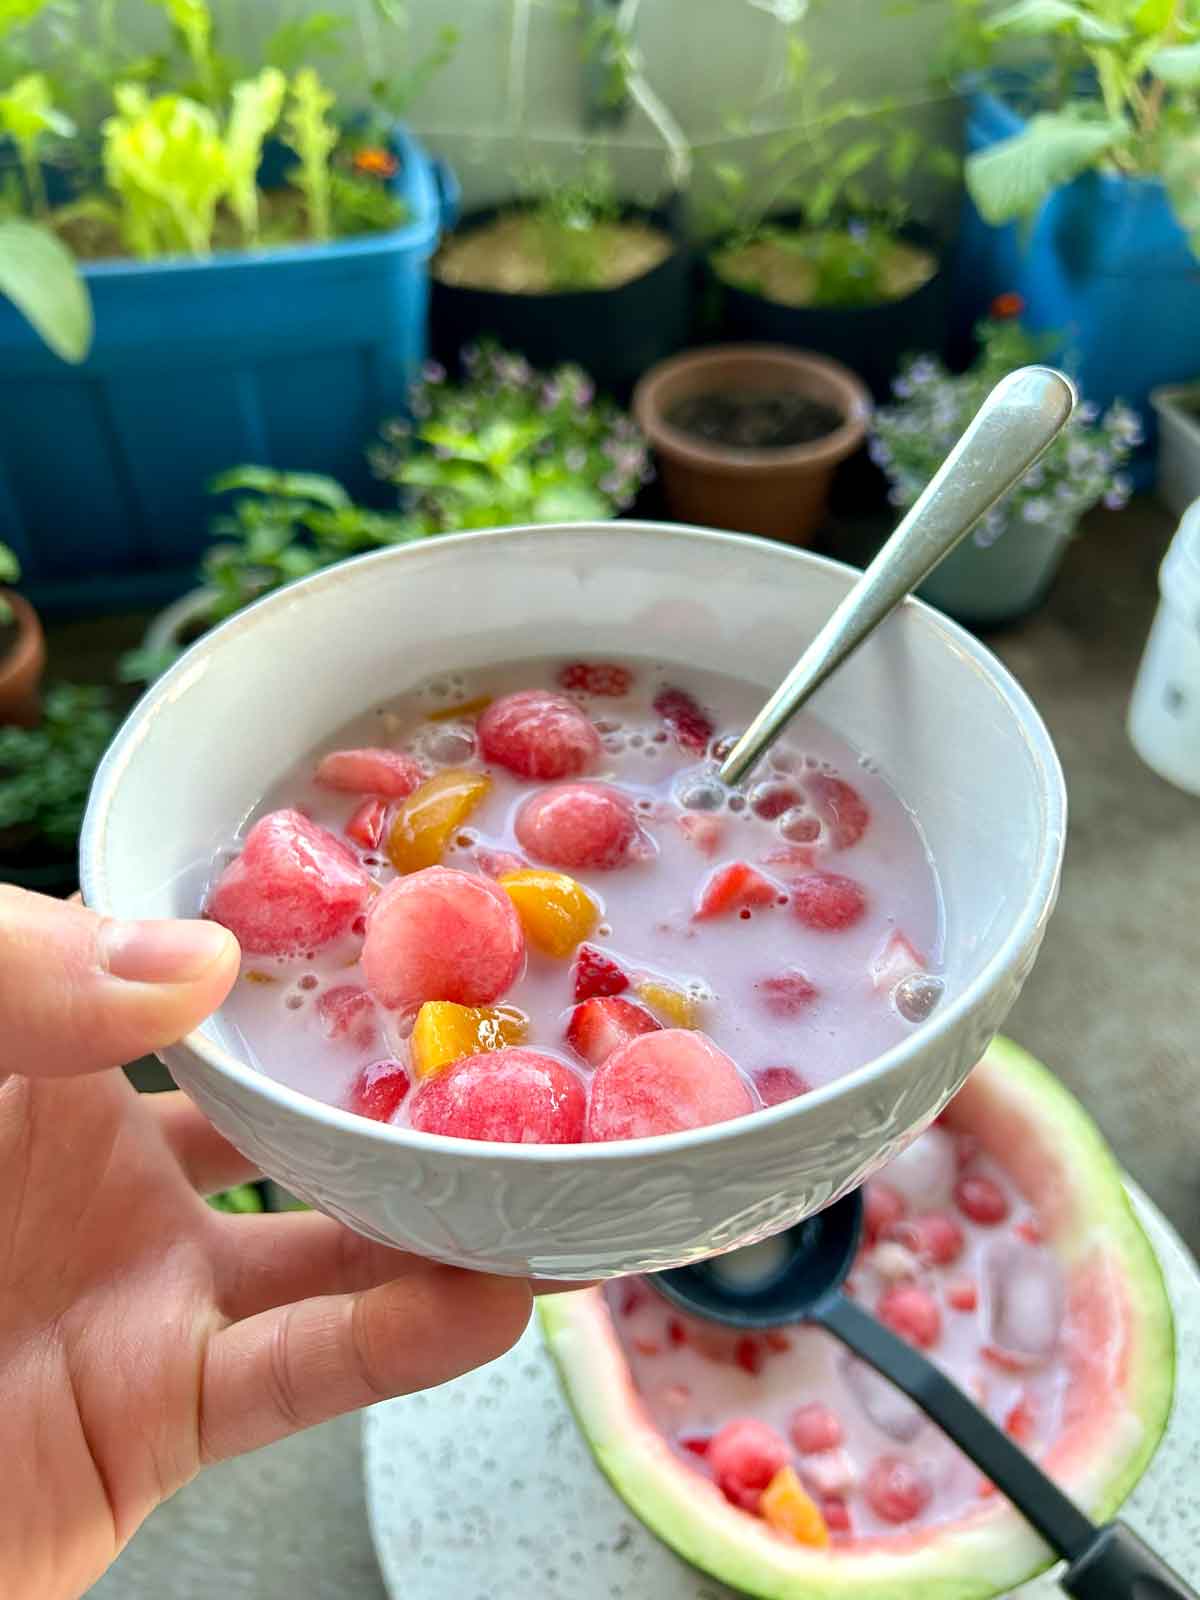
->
[633, 345, 870, 544]
[0, 590, 45, 727]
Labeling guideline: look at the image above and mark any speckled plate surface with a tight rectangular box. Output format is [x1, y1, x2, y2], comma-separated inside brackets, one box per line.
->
[364, 1187, 1199, 1600]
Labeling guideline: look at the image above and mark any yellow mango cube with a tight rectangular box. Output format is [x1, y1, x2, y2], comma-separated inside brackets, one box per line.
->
[410, 1000, 528, 1079]
[387, 768, 491, 874]
[635, 977, 699, 1029]
[760, 1466, 829, 1548]
[499, 868, 599, 958]
[427, 695, 492, 723]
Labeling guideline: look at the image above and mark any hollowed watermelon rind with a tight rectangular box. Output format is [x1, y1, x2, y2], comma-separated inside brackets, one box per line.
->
[539, 1037, 1176, 1600]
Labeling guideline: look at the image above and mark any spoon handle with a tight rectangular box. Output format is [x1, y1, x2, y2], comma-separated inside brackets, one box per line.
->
[716, 365, 1077, 788]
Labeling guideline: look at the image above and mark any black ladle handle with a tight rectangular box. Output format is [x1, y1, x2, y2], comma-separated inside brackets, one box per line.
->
[814, 1291, 1198, 1599]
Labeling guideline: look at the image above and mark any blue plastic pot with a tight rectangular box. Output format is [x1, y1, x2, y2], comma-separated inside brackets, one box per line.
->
[954, 77, 1200, 446]
[0, 128, 453, 614]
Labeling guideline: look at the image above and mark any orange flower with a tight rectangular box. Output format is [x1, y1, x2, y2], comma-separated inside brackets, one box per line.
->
[352, 146, 399, 179]
[990, 291, 1025, 320]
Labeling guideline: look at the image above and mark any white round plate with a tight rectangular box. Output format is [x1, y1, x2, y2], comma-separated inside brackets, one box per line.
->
[364, 1187, 1200, 1599]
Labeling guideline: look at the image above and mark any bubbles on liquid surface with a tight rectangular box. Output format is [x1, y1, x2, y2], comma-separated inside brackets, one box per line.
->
[710, 733, 738, 762]
[298, 974, 319, 991]
[595, 718, 623, 735]
[769, 746, 800, 773]
[675, 775, 726, 812]
[410, 723, 475, 765]
[779, 807, 821, 843]
[285, 993, 304, 1011]
[603, 734, 625, 754]
[629, 733, 644, 749]
[419, 672, 468, 703]
[727, 794, 746, 813]
[894, 974, 945, 1024]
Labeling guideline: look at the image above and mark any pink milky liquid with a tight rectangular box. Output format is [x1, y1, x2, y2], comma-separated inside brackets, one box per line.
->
[209, 659, 945, 1129]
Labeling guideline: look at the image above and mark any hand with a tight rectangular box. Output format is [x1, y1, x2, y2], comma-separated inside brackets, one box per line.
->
[0, 887, 533, 1600]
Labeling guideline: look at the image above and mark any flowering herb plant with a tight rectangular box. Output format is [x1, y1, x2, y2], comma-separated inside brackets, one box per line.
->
[871, 297, 1137, 547]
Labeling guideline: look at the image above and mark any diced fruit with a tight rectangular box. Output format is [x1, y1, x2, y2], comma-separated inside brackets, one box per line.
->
[566, 996, 661, 1068]
[317, 985, 378, 1051]
[558, 661, 634, 696]
[619, 1284, 645, 1317]
[759, 1466, 830, 1548]
[586, 1029, 753, 1141]
[735, 1337, 764, 1375]
[478, 690, 602, 779]
[633, 1337, 660, 1357]
[410, 1000, 528, 1079]
[345, 1060, 410, 1122]
[1005, 1393, 1037, 1445]
[886, 1210, 965, 1268]
[573, 943, 630, 1002]
[680, 1435, 710, 1457]
[764, 1331, 792, 1352]
[947, 1277, 979, 1312]
[763, 843, 817, 874]
[748, 780, 803, 821]
[206, 809, 373, 956]
[345, 797, 388, 851]
[869, 1242, 921, 1281]
[707, 1419, 790, 1512]
[362, 866, 524, 1012]
[499, 867, 599, 958]
[877, 1283, 941, 1348]
[1016, 1215, 1045, 1245]
[955, 1173, 1010, 1224]
[515, 781, 640, 870]
[315, 747, 425, 799]
[653, 685, 715, 753]
[805, 773, 870, 850]
[789, 1402, 843, 1455]
[408, 1047, 585, 1144]
[754, 971, 819, 1016]
[982, 1238, 1063, 1368]
[790, 871, 868, 932]
[667, 1317, 687, 1348]
[386, 768, 491, 874]
[475, 846, 526, 879]
[694, 861, 779, 920]
[634, 977, 700, 1028]
[871, 931, 926, 993]
[797, 1448, 855, 1499]
[753, 1066, 811, 1107]
[864, 1456, 931, 1523]
[864, 1181, 907, 1242]
[678, 812, 725, 856]
[822, 1497, 852, 1535]
[427, 694, 491, 722]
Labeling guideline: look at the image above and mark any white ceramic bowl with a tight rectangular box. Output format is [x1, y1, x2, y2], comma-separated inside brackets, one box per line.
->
[81, 523, 1066, 1280]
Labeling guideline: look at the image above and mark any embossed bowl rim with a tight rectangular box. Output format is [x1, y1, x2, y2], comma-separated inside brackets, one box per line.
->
[81, 521, 1066, 1168]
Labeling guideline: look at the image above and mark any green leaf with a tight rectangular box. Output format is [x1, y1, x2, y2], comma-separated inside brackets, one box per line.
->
[965, 112, 1127, 224]
[987, 0, 1127, 42]
[1132, 0, 1173, 32]
[1163, 132, 1200, 261]
[265, 12, 346, 71]
[0, 73, 73, 146]
[225, 67, 287, 245]
[209, 466, 350, 508]
[0, 0, 49, 41]
[207, 1183, 265, 1213]
[0, 219, 91, 362]
[530, 483, 611, 522]
[834, 138, 882, 181]
[0, 540, 19, 583]
[1150, 42, 1200, 87]
[101, 87, 231, 257]
[887, 126, 919, 182]
[712, 161, 746, 194]
[283, 68, 338, 242]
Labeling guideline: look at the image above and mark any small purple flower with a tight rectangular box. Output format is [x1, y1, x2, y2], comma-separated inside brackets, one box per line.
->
[892, 376, 914, 400]
[421, 360, 446, 385]
[599, 471, 624, 498]
[906, 357, 938, 388]
[1022, 497, 1052, 525]
[1104, 473, 1132, 510]
[1022, 464, 1045, 490]
[867, 437, 891, 468]
[565, 446, 587, 473]
[541, 381, 563, 410]
[1078, 401, 1098, 425]
[461, 343, 481, 375]
[574, 378, 595, 411]
[887, 486, 908, 508]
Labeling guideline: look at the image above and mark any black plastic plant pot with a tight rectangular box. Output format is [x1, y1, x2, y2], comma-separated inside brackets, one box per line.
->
[709, 221, 948, 403]
[431, 197, 692, 399]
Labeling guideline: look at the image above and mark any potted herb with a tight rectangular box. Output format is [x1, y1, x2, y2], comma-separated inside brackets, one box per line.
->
[1151, 382, 1200, 518]
[633, 343, 870, 544]
[0, 544, 45, 728]
[954, 0, 1200, 438]
[0, 682, 119, 894]
[0, 0, 455, 611]
[871, 303, 1137, 627]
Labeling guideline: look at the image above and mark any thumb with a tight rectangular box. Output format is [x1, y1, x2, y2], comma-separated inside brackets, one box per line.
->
[0, 885, 240, 1078]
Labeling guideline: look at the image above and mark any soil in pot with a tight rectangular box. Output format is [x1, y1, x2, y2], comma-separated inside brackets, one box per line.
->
[712, 226, 937, 311]
[434, 211, 673, 294]
[666, 390, 843, 451]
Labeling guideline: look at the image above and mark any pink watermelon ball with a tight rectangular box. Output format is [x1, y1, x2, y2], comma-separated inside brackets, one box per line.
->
[314, 747, 425, 798]
[478, 690, 602, 780]
[585, 1029, 754, 1142]
[408, 1048, 586, 1144]
[206, 808, 373, 956]
[515, 781, 640, 871]
[707, 1419, 790, 1511]
[362, 866, 525, 1013]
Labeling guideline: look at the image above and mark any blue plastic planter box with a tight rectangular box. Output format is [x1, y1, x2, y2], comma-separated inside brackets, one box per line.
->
[0, 128, 451, 614]
[954, 77, 1200, 446]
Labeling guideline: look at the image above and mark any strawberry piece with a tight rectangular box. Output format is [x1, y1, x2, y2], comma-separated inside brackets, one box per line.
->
[864, 1181, 907, 1242]
[618, 1283, 645, 1317]
[886, 1211, 965, 1267]
[573, 944, 631, 1002]
[566, 995, 660, 1068]
[557, 661, 634, 697]
[653, 686, 715, 754]
[822, 1498, 852, 1535]
[789, 1402, 843, 1454]
[345, 797, 388, 851]
[805, 773, 870, 850]
[585, 1029, 754, 1141]
[1015, 1215, 1044, 1245]
[475, 847, 527, 880]
[408, 1047, 585, 1143]
[749, 780, 802, 821]
[764, 1330, 792, 1353]
[315, 747, 425, 799]
[680, 1435, 711, 1458]
[346, 1059, 410, 1122]
[667, 1317, 687, 1348]
[632, 1336, 661, 1357]
[478, 690, 601, 780]
[734, 1336, 764, 1376]
[762, 843, 817, 874]
[946, 1277, 979, 1313]
[515, 781, 639, 871]
[790, 871, 868, 932]
[871, 931, 926, 992]
[317, 985, 378, 1051]
[206, 808, 372, 956]
[1005, 1393, 1037, 1445]
[362, 866, 524, 1013]
[955, 1173, 1010, 1225]
[863, 1456, 931, 1523]
[694, 861, 779, 920]
[707, 1419, 789, 1511]
[753, 1066, 812, 1107]
[678, 813, 726, 856]
[755, 971, 819, 1017]
[877, 1284, 941, 1349]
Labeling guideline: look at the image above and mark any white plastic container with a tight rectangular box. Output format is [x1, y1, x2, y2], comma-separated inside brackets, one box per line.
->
[1129, 499, 1200, 795]
[1152, 385, 1200, 521]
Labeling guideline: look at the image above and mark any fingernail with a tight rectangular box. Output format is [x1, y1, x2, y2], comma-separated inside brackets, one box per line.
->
[101, 918, 235, 984]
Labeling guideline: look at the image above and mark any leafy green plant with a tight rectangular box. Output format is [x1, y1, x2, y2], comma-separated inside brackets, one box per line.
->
[362, 0, 458, 131]
[146, 0, 222, 106]
[520, 160, 621, 290]
[0, 683, 119, 849]
[264, 12, 348, 73]
[0, 539, 17, 626]
[0, 71, 73, 214]
[225, 66, 287, 247]
[206, 1183, 264, 1213]
[101, 84, 229, 258]
[283, 67, 337, 243]
[0, 216, 91, 359]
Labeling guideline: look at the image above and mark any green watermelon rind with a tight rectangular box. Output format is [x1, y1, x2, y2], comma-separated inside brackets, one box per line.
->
[539, 1036, 1176, 1600]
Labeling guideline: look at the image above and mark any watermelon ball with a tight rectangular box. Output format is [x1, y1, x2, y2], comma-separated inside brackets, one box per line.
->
[315, 747, 425, 798]
[515, 781, 640, 871]
[887, 1210, 965, 1268]
[864, 1455, 932, 1524]
[955, 1172, 1011, 1225]
[864, 1181, 907, 1243]
[206, 808, 373, 956]
[585, 1030, 754, 1142]
[876, 1283, 942, 1349]
[345, 1060, 411, 1123]
[362, 866, 524, 1013]
[408, 1048, 585, 1144]
[707, 1419, 790, 1512]
[789, 1402, 843, 1455]
[478, 690, 602, 780]
[790, 871, 868, 932]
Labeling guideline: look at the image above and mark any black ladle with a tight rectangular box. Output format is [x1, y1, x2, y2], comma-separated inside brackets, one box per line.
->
[655, 1191, 1195, 1599]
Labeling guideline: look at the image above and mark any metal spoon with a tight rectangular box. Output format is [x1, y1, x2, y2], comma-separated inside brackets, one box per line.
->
[654, 1193, 1196, 1600]
[717, 365, 1077, 789]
